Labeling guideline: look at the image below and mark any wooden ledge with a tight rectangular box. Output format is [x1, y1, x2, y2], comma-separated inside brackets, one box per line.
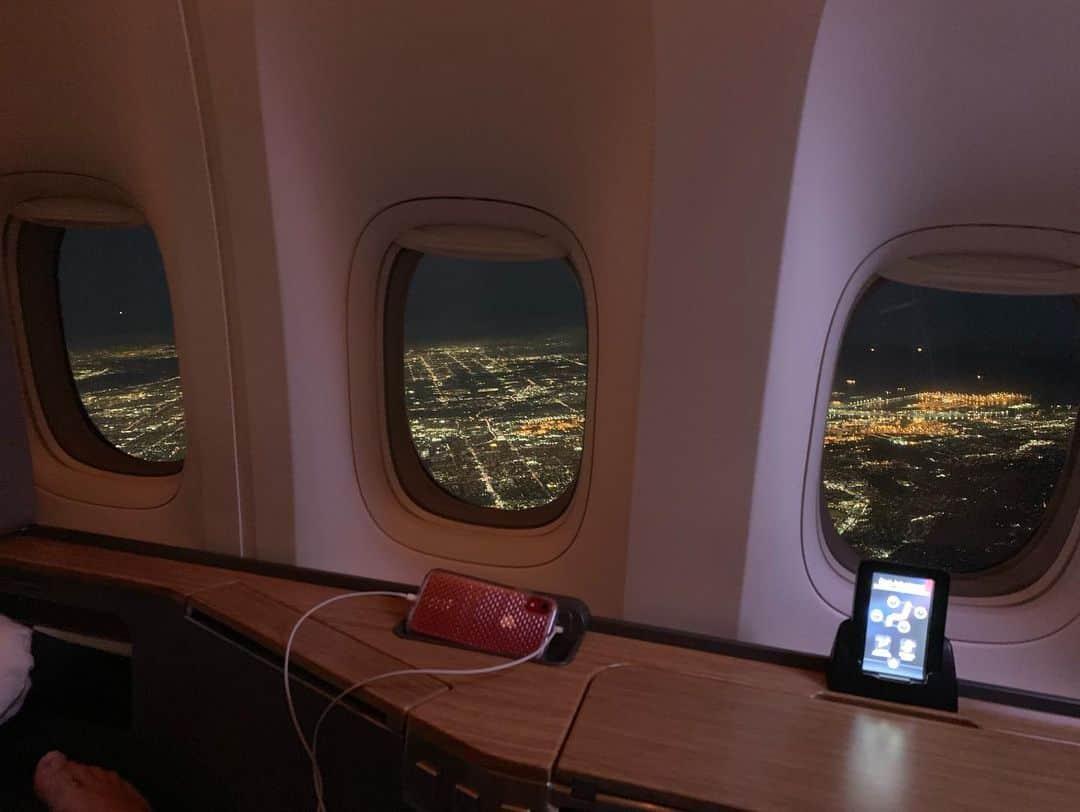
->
[555, 666, 1080, 811]
[190, 582, 446, 730]
[0, 535, 238, 600]
[2, 532, 1079, 809]
[236, 571, 827, 781]
[814, 690, 979, 727]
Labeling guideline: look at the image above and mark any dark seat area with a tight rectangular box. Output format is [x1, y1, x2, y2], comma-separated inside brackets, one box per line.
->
[0, 632, 228, 812]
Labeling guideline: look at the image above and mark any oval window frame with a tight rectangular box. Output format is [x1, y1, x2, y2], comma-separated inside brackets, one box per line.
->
[803, 225, 1080, 645]
[818, 275, 1080, 593]
[0, 175, 185, 510]
[383, 239, 586, 528]
[348, 199, 597, 566]
[13, 217, 184, 476]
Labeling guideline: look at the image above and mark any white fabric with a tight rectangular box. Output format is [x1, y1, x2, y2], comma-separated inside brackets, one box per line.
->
[0, 615, 33, 725]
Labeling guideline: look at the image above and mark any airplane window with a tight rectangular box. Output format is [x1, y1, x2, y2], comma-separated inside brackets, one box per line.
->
[55, 227, 185, 463]
[386, 249, 587, 526]
[15, 221, 185, 474]
[822, 278, 1080, 573]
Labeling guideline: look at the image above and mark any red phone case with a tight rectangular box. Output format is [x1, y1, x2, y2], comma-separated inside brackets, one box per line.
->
[406, 570, 558, 659]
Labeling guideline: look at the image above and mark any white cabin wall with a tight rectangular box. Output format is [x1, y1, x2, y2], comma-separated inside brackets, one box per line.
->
[2, 0, 1076, 691]
[184, 0, 293, 562]
[622, 0, 824, 635]
[741, 0, 1080, 697]
[191, 0, 829, 626]
[198, 0, 655, 614]
[0, 1, 241, 552]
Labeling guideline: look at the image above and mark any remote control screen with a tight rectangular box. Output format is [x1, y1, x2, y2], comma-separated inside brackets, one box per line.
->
[861, 571, 935, 682]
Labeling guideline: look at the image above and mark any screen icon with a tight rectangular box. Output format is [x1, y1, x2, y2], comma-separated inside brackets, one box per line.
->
[871, 635, 892, 658]
[862, 571, 935, 682]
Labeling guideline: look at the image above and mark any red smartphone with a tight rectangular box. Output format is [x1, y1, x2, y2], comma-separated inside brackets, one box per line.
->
[405, 570, 559, 659]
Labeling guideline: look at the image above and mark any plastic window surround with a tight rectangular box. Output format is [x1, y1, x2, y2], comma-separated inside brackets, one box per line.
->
[819, 280, 1080, 597]
[383, 227, 585, 528]
[350, 199, 597, 567]
[804, 228, 1080, 643]
[0, 178, 184, 512]
[7, 198, 181, 477]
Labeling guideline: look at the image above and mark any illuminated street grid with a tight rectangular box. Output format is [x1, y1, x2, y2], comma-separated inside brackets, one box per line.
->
[823, 389, 1076, 572]
[68, 344, 185, 463]
[404, 335, 586, 510]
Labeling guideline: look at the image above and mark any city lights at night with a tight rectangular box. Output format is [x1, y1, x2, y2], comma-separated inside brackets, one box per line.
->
[824, 388, 1075, 569]
[403, 335, 586, 510]
[68, 343, 185, 463]
[822, 278, 1080, 572]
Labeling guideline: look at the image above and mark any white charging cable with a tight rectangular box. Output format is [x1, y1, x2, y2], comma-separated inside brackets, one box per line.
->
[282, 590, 416, 812]
[282, 590, 560, 812]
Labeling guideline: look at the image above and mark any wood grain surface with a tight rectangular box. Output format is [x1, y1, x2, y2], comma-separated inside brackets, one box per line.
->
[3, 532, 1078, 809]
[555, 666, 1080, 811]
[0, 534, 238, 600]
[190, 582, 446, 729]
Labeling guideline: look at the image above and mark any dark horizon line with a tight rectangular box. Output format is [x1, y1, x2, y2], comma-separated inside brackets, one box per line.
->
[404, 328, 586, 350]
[66, 337, 178, 354]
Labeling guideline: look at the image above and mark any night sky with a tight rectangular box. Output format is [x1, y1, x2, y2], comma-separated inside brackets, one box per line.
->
[404, 255, 585, 347]
[57, 230, 1074, 403]
[57, 227, 176, 350]
[836, 281, 1080, 402]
